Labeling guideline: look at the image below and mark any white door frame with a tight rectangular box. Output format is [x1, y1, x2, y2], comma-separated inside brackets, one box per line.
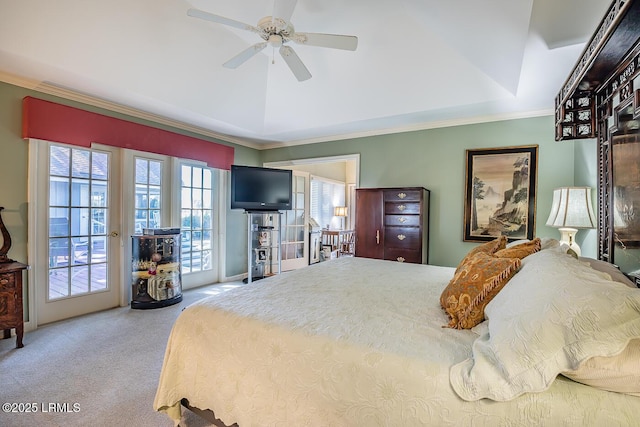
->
[28, 140, 122, 326]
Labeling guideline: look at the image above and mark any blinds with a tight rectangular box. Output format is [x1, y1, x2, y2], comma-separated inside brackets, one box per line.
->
[310, 176, 345, 230]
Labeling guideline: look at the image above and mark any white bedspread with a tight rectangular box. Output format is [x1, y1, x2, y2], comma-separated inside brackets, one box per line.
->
[154, 257, 640, 426]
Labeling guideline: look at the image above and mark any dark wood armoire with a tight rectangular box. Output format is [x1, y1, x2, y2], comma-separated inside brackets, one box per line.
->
[354, 187, 430, 264]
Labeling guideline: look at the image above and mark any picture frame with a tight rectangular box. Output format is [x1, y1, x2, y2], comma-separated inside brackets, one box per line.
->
[254, 248, 268, 263]
[464, 145, 538, 242]
[321, 244, 333, 261]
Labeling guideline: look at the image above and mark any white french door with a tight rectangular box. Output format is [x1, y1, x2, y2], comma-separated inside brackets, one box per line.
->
[280, 170, 309, 271]
[33, 142, 121, 325]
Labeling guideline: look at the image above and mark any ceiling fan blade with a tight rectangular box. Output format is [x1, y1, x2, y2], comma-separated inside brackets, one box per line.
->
[292, 32, 358, 51]
[187, 8, 260, 34]
[272, 0, 298, 24]
[279, 46, 311, 81]
[223, 42, 268, 69]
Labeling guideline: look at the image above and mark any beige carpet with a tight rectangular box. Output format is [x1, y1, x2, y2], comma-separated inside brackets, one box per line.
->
[0, 281, 242, 427]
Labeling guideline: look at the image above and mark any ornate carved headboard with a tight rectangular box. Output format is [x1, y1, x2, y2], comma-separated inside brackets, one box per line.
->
[555, 0, 640, 286]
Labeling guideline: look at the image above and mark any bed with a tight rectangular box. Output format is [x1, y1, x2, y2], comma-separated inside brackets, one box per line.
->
[154, 242, 640, 426]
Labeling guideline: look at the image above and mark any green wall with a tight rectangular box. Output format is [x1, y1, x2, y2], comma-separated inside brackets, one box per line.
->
[0, 80, 597, 281]
[573, 138, 599, 256]
[262, 116, 591, 266]
[0, 82, 32, 264]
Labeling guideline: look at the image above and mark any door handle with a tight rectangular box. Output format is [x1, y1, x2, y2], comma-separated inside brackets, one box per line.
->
[376, 229, 380, 244]
[109, 231, 119, 238]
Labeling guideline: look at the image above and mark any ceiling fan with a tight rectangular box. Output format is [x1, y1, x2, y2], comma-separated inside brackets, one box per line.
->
[187, 0, 358, 82]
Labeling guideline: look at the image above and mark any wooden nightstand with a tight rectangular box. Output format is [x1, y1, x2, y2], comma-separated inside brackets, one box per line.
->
[0, 261, 28, 348]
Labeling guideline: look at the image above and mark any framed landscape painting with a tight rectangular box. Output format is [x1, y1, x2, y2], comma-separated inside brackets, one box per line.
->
[464, 145, 538, 242]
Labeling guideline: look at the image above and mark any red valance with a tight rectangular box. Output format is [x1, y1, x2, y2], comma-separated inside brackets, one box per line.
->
[22, 97, 234, 170]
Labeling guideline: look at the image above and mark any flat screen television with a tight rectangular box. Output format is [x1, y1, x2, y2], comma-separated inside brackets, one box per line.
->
[230, 165, 293, 211]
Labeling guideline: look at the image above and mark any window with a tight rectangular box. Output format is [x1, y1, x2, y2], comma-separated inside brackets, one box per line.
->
[180, 164, 213, 273]
[134, 158, 162, 234]
[48, 145, 109, 299]
[310, 176, 345, 230]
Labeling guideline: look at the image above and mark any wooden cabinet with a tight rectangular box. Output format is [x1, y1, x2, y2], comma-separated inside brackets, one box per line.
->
[354, 187, 430, 264]
[0, 261, 28, 348]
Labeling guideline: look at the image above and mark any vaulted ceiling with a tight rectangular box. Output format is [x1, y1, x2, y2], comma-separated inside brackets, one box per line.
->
[0, 0, 611, 148]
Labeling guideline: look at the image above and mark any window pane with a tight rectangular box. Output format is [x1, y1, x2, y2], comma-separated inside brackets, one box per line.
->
[71, 207, 90, 235]
[181, 165, 191, 187]
[49, 209, 69, 236]
[202, 189, 212, 209]
[91, 236, 107, 263]
[192, 188, 203, 209]
[135, 159, 148, 184]
[91, 263, 107, 290]
[149, 186, 161, 208]
[181, 209, 191, 228]
[72, 149, 90, 178]
[91, 182, 108, 207]
[202, 210, 212, 229]
[92, 209, 107, 235]
[92, 152, 108, 180]
[181, 187, 191, 209]
[71, 178, 90, 207]
[150, 210, 161, 228]
[50, 178, 70, 206]
[135, 184, 148, 208]
[149, 161, 161, 185]
[50, 146, 70, 176]
[203, 169, 212, 189]
[70, 265, 89, 295]
[192, 210, 203, 230]
[192, 167, 203, 188]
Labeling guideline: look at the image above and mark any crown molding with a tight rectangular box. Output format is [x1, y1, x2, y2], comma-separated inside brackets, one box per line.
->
[260, 109, 554, 150]
[2, 70, 553, 152]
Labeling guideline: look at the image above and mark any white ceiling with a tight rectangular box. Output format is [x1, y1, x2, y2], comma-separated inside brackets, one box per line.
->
[0, 0, 611, 148]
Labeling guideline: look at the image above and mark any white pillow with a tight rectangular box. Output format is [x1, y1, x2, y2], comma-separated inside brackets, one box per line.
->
[562, 338, 640, 396]
[449, 249, 640, 401]
[579, 257, 637, 288]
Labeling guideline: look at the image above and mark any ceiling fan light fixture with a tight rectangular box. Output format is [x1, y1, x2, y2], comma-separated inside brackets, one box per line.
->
[268, 34, 283, 47]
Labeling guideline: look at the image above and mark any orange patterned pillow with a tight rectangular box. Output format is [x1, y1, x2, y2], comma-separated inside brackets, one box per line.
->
[456, 236, 507, 273]
[441, 251, 521, 329]
[494, 238, 541, 259]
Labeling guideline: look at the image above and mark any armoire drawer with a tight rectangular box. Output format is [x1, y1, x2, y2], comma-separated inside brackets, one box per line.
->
[384, 214, 421, 227]
[383, 189, 422, 202]
[384, 202, 421, 215]
[384, 227, 421, 249]
[384, 248, 422, 263]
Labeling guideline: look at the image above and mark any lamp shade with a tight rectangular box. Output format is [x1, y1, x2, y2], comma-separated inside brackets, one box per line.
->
[334, 206, 348, 217]
[546, 187, 596, 229]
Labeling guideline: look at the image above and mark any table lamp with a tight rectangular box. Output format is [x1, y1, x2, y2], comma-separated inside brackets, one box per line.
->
[545, 187, 596, 256]
[334, 206, 348, 230]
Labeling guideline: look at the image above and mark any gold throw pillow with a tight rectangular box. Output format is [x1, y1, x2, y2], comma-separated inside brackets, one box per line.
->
[456, 236, 507, 273]
[494, 237, 541, 259]
[441, 251, 521, 329]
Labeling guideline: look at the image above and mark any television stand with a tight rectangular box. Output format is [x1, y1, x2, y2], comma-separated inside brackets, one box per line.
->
[245, 211, 281, 284]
